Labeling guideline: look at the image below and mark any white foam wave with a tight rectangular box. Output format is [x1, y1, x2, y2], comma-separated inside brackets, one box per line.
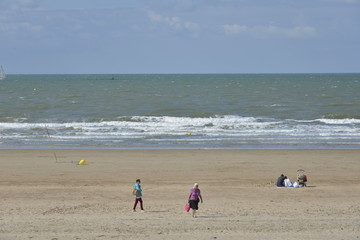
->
[1, 115, 360, 148]
[0, 116, 359, 135]
[0, 115, 276, 131]
[315, 118, 360, 125]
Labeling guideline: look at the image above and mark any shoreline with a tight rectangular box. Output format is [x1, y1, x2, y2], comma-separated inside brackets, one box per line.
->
[1, 149, 359, 239]
[1, 144, 360, 150]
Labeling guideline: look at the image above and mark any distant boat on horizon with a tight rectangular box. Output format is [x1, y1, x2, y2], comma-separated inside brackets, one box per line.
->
[0, 66, 6, 80]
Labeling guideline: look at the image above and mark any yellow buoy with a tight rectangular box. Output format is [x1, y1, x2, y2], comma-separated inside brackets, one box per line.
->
[187, 132, 192, 136]
[78, 159, 86, 165]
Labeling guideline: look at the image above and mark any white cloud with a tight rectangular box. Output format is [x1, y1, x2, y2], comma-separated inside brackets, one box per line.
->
[148, 11, 182, 30]
[18, 0, 36, 7]
[322, 0, 360, 3]
[222, 24, 317, 38]
[223, 24, 248, 34]
[0, 22, 42, 32]
[184, 21, 199, 31]
[148, 11, 199, 33]
[0, 0, 43, 33]
[344, 0, 360, 2]
[1, 0, 38, 11]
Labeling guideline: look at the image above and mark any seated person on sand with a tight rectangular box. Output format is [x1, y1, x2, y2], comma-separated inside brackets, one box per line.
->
[276, 174, 285, 187]
[297, 173, 308, 187]
[284, 176, 293, 187]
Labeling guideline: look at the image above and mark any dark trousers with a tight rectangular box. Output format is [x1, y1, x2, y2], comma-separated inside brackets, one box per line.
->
[133, 198, 144, 210]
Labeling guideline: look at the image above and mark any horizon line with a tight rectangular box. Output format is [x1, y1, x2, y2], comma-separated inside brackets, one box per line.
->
[3, 72, 360, 75]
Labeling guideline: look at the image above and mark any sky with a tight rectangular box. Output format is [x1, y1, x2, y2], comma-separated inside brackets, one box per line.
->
[0, 0, 359, 74]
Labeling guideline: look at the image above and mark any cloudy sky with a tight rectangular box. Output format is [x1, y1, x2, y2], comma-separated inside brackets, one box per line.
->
[0, 0, 359, 74]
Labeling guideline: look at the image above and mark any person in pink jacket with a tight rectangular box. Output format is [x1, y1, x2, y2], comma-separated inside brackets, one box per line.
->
[188, 183, 203, 218]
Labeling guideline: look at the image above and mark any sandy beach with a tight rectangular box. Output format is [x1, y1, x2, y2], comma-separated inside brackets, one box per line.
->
[0, 149, 359, 240]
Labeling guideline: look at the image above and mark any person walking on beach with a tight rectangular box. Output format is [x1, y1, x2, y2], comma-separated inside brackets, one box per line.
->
[188, 183, 203, 218]
[133, 179, 144, 212]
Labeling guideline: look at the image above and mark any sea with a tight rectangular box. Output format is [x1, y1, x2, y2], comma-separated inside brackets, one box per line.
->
[0, 73, 359, 149]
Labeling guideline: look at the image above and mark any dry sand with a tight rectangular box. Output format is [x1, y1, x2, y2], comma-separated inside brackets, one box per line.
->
[0, 149, 359, 240]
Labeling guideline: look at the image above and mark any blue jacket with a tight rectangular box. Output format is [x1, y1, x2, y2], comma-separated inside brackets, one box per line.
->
[134, 183, 142, 198]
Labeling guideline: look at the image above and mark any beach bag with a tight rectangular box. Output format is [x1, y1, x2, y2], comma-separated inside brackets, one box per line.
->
[132, 189, 139, 196]
[184, 203, 191, 212]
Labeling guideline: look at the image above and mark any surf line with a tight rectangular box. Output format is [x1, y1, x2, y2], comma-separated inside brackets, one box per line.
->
[45, 125, 58, 163]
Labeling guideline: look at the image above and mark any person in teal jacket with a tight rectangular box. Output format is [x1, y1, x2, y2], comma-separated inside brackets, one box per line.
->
[133, 179, 144, 212]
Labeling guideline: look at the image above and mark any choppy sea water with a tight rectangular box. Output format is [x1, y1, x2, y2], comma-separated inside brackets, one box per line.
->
[0, 73, 359, 149]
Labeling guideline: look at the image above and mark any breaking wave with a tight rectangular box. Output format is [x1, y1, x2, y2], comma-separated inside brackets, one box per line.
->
[0, 115, 359, 149]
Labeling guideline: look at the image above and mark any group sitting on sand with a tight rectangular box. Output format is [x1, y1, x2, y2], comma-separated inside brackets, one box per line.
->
[276, 173, 307, 188]
[133, 179, 203, 218]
